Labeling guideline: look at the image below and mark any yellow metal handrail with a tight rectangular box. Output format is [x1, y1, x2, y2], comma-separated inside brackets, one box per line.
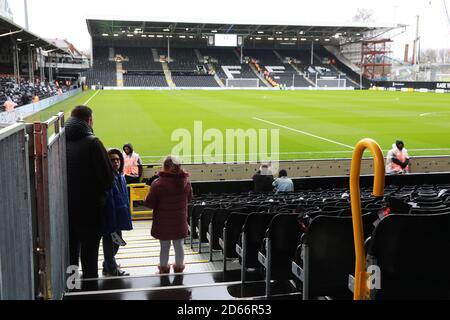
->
[350, 138, 385, 300]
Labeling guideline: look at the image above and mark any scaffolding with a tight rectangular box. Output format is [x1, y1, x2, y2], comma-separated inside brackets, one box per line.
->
[361, 39, 392, 80]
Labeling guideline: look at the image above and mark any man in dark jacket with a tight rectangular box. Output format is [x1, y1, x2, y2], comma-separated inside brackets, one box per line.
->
[66, 105, 114, 278]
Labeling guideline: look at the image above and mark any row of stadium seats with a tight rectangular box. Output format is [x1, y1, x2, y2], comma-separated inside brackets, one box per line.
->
[161, 48, 202, 71]
[0, 76, 67, 111]
[172, 75, 219, 87]
[85, 47, 116, 87]
[188, 183, 450, 299]
[116, 47, 163, 71]
[85, 46, 360, 88]
[123, 74, 168, 87]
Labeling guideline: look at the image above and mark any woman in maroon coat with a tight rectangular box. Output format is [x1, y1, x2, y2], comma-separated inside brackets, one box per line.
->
[145, 156, 193, 274]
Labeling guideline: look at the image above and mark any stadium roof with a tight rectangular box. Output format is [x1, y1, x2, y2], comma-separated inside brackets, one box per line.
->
[0, 16, 65, 52]
[86, 16, 404, 43]
[46, 38, 87, 58]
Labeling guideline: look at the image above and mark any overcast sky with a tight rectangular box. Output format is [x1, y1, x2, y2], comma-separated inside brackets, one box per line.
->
[8, 0, 450, 57]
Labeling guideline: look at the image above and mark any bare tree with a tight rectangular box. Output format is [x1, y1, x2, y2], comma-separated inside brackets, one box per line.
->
[353, 8, 375, 23]
[421, 48, 438, 63]
[437, 48, 450, 64]
[420, 48, 450, 64]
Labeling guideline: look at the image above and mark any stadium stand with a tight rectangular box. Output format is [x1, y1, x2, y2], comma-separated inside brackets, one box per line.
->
[164, 48, 203, 72]
[172, 75, 219, 87]
[245, 49, 312, 87]
[0, 76, 67, 111]
[83, 44, 364, 88]
[123, 74, 168, 87]
[116, 47, 163, 71]
[84, 46, 116, 87]
[183, 182, 450, 299]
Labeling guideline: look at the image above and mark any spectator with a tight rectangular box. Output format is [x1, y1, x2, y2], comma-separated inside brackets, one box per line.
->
[272, 169, 294, 193]
[122, 143, 143, 184]
[386, 140, 410, 174]
[21, 93, 31, 105]
[3, 99, 17, 112]
[66, 105, 114, 279]
[252, 164, 274, 193]
[144, 156, 192, 274]
[102, 148, 133, 277]
[33, 93, 40, 103]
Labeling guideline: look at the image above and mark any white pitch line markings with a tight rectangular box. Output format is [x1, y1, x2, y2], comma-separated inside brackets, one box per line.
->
[83, 90, 101, 105]
[252, 117, 355, 150]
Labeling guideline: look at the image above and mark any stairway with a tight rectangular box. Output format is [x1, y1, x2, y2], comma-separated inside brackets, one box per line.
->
[207, 63, 225, 87]
[116, 61, 124, 87]
[233, 48, 242, 62]
[161, 61, 176, 87]
[248, 63, 271, 87]
[63, 220, 301, 300]
[273, 50, 285, 64]
[289, 62, 315, 86]
[194, 49, 204, 63]
[313, 53, 360, 88]
[152, 48, 160, 62]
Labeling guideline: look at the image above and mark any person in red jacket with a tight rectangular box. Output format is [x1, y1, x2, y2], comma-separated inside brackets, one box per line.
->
[144, 155, 193, 274]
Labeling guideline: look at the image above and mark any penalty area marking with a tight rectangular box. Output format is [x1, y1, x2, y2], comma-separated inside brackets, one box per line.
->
[252, 117, 355, 150]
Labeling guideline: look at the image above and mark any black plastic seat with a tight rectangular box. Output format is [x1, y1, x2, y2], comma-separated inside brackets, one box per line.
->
[293, 213, 377, 300]
[258, 213, 303, 296]
[410, 205, 449, 215]
[209, 208, 233, 248]
[220, 212, 249, 273]
[386, 196, 412, 215]
[196, 207, 218, 254]
[236, 212, 276, 282]
[367, 212, 450, 299]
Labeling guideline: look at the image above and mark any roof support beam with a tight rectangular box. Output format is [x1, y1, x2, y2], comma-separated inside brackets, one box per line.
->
[0, 29, 23, 38]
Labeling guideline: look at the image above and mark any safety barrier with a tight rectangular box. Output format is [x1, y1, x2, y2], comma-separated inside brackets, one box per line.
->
[0, 88, 82, 125]
[34, 112, 69, 300]
[103, 86, 355, 91]
[0, 123, 34, 300]
[141, 156, 450, 182]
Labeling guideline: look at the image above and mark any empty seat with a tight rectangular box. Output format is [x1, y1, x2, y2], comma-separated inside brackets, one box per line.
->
[367, 213, 450, 299]
[292, 213, 377, 300]
[410, 205, 449, 215]
[258, 213, 303, 296]
[220, 212, 249, 273]
[236, 212, 276, 283]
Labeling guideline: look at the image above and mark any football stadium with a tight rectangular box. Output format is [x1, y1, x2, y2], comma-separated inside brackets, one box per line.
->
[1, 0, 450, 305]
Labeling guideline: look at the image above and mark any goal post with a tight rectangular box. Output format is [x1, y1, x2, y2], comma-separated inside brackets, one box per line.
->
[225, 78, 260, 88]
[315, 76, 347, 89]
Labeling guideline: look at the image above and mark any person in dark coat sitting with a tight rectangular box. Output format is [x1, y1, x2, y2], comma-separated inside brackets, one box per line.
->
[252, 164, 274, 193]
[102, 148, 133, 277]
[66, 105, 114, 279]
[144, 156, 193, 274]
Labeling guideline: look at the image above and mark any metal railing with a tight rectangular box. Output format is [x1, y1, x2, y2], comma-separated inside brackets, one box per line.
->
[34, 112, 69, 300]
[0, 123, 34, 300]
[349, 138, 385, 300]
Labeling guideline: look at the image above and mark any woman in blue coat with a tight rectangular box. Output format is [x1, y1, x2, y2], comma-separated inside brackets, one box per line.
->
[102, 148, 133, 276]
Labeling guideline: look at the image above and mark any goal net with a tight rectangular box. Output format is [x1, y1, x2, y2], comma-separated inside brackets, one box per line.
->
[225, 78, 260, 88]
[315, 77, 347, 88]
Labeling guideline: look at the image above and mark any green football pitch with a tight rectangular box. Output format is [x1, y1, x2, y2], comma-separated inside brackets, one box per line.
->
[26, 89, 450, 164]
